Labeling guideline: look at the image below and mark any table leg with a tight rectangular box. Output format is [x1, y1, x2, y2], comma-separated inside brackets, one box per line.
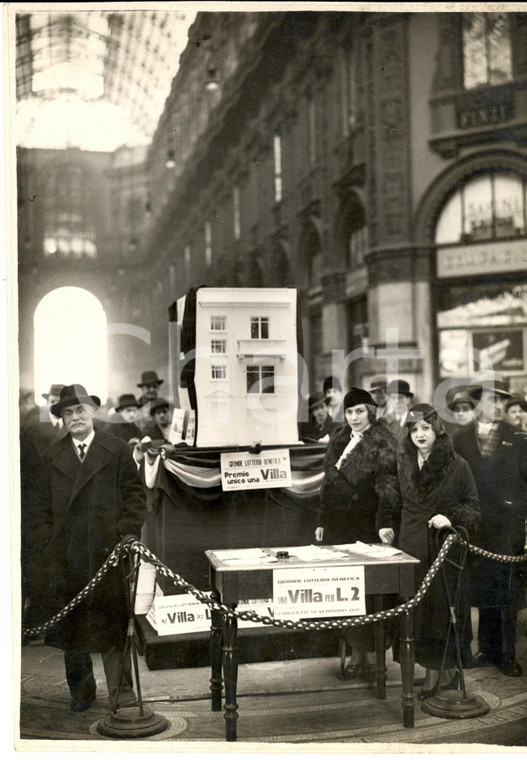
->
[223, 605, 239, 742]
[399, 604, 415, 728]
[373, 596, 386, 700]
[209, 588, 223, 712]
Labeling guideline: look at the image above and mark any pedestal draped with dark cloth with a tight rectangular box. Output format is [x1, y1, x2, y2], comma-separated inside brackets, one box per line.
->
[144, 445, 326, 591]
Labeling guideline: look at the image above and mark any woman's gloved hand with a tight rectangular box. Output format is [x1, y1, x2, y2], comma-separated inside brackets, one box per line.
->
[378, 528, 395, 545]
[315, 526, 324, 542]
[428, 514, 452, 530]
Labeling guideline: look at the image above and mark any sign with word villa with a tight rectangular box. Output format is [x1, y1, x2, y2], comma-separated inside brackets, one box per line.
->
[272, 565, 366, 619]
[220, 448, 292, 491]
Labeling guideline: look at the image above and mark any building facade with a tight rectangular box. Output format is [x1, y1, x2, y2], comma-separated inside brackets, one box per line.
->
[16, 11, 527, 404]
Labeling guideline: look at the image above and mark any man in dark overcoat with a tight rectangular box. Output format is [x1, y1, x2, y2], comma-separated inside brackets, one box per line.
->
[29, 384, 146, 712]
[453, 379, 527, 677]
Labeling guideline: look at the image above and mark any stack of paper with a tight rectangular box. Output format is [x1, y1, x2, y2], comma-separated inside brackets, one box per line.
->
[334, 541, 402, 558]
[215, 548, 279, 566]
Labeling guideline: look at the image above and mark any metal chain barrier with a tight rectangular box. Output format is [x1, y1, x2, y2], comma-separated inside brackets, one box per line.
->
[23, 531, 527, 639]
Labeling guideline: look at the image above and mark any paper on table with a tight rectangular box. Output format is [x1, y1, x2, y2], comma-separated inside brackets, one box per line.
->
[334, 541, 402, 557]
[290, 544, 349, 561]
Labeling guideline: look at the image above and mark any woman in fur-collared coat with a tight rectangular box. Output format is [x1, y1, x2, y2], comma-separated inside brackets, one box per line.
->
[315, 387, 400, 680]
[379, 403, 480, 698]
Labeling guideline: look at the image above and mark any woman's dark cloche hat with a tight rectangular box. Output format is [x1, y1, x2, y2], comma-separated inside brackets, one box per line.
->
[387, 379, 414, 398]
[343, 387, 377, 410]
[137, 370, 164, 388]
[50, 384, 101, 418]
[406, 402, 437, 426]
[115, 393, 139, 412]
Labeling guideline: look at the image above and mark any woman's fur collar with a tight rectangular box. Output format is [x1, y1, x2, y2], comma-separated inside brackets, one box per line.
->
[399, 432, 457, 492]
[325, 418, 399, 502]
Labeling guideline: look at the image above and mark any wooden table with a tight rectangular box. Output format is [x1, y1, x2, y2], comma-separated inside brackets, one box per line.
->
[206, 545, 419, 742]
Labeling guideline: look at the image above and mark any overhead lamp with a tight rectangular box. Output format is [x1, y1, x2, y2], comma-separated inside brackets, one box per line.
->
[205, 63, 220, 92]
[165, 148, 176, 169]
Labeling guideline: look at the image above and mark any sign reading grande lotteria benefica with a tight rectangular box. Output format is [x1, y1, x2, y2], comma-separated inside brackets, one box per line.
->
[220, 449, 292, 491]
[272, 565, 366, 619]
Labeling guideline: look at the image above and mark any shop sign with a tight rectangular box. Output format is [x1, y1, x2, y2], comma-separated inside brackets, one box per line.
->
[472, 329, 524, 373]
[220, 448, 292, 491]
[437, 239, 527, 278]
[272, 565, 365, 619]
[456, 84, 514, 129]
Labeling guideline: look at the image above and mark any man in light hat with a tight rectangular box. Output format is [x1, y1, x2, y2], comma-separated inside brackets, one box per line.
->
[385, 379, 414, 437]
[28, 384, 146, 712]
[453, 379, 527, 677]
[369, 375, 388, 420]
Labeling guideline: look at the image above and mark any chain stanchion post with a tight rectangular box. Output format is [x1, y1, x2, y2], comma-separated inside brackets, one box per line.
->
[96, 537, 169, 739]
[421, 527, 490, 721]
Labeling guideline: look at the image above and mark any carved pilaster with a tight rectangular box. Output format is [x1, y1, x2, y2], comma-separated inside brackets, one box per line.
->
[370, 17, 411, 247]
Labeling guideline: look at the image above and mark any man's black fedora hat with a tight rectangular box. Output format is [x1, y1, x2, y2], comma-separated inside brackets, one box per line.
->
[50, 384, 101, 418]
[137, 371, 164, 388]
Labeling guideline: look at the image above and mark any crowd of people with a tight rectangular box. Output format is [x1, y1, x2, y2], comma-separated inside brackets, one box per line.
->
[313, 373, 527, 697]
[17, 366, 527, 713]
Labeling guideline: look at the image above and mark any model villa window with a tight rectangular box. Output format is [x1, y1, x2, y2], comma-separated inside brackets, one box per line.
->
[250, 316, 269, 339]
[211, 365, 227, 380]
[211, 339, 226, 354]
[210, 316, 226, 331]
[463, 12, 512, 90]
[246, 365, 275, 394]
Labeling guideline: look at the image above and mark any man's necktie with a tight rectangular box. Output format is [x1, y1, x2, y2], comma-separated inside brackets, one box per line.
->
[78, 443, 86, 460]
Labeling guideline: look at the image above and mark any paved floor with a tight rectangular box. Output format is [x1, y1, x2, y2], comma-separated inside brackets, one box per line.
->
[16, 609, 527, 751]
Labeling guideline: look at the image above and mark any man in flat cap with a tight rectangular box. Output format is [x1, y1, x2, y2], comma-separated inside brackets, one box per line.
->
[29, 384, 146, 712]
[453, 379, 527, 677]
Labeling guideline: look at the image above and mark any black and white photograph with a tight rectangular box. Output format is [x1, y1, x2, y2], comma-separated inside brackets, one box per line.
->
[4, 1, 527, 753]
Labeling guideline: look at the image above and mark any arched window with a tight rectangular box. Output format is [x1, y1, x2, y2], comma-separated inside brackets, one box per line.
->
[435, 172, 526, 245]
[33, 287, 108, 403]
[42, 162, 98, 258]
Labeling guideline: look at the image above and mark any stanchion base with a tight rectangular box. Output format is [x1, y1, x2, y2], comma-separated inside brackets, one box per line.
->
[96, 705, 169, 738]
[421, 690, 490, 720]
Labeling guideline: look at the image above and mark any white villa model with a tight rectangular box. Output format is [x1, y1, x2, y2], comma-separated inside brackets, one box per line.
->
[175, 287, 301, 447]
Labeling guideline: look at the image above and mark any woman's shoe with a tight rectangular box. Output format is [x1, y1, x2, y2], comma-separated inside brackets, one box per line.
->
[418, 680, 439, 701]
